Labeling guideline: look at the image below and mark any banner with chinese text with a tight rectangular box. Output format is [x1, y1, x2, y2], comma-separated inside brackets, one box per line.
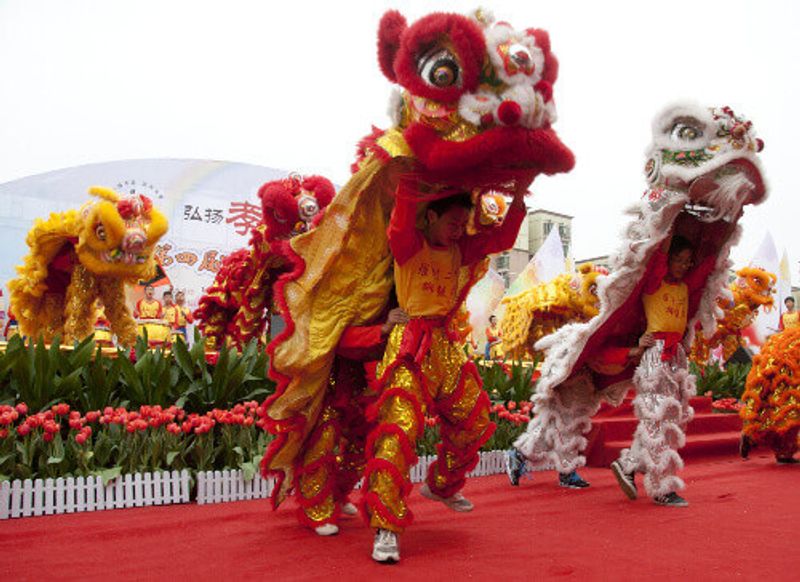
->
[0, 159, 290, 309]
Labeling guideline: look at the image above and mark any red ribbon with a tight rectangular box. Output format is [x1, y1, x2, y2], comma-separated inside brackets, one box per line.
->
[653, 331, 683, 361]
[397, 318, 446, 366]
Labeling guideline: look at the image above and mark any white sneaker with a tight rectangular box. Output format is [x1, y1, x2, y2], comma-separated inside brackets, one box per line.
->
[314, 523, 339, 536]
[341, 502, 358, 516]
[372, 528, 400, 563]
[420, 483, 474, 512]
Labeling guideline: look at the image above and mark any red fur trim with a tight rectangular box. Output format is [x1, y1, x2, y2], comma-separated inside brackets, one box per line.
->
[435, 360, 480, 411]
[364, 457, 413, 495]
[393, 13, 485, 103]
[260, 238, 308, 508]
[528, 29, 558, 85]
[259, 180, 299, 239]
[301, 175, 335, 209]
[367, 387, 425, 431]
[361, 491, 414, 530]
[294, 462, 338, 508]
[364, 423, 419, 468]
[351, 126, 389, 174]
[377, 10, 407, 82]
[404, 123, 575, 178]
[374, 355, 434, 409]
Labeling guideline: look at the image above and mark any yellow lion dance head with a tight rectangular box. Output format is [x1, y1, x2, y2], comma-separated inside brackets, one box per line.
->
[9, 187, 168, 346]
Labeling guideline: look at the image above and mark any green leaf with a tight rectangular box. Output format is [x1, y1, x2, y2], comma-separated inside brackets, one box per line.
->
[166, 451, 180, 466]
[241, 461, 256, 482]
[98, 466, 122, 486]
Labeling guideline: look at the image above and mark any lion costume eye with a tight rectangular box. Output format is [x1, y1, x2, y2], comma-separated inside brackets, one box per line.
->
[670, 122, 702, 141]
[95, 223, 107, 241]
[418, 48, 461, 88]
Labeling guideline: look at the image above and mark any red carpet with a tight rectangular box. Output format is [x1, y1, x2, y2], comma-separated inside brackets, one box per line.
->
[1, 453, 797, 581]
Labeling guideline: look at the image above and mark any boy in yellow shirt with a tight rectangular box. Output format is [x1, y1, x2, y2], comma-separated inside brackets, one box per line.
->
[611, 233, 716, 507]
[366, 184, 526, 562]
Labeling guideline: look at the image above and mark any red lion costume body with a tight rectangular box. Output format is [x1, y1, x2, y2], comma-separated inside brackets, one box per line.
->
[194, 175, 334, 348]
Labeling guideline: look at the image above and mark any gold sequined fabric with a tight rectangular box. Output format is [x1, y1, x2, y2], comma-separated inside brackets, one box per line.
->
[368, 323, 492, 531]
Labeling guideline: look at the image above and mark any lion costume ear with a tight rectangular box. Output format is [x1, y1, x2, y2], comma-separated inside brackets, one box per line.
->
[377, 10, 407, 82]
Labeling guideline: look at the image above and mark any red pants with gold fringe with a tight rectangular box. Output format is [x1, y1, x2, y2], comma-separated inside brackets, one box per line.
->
[295, 358, 374, 528]
[363, 320, 494, 533]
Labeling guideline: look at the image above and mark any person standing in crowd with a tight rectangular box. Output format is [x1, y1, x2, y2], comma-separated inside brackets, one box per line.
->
[485, 314, 503, 360]
[162, 290, 179, 329]
[778, 296, 799, 331]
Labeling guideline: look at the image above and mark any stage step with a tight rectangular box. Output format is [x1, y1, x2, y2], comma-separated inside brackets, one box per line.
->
[586, 394, 742, 467]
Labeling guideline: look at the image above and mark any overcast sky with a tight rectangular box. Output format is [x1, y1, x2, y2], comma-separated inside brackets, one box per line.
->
[1, 0, 798, 273]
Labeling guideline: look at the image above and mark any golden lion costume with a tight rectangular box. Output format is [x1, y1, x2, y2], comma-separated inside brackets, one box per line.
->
[9, 187, 168, 347]
[500, 264, 603, 361]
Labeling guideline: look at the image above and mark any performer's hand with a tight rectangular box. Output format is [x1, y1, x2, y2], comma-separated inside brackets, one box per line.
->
[638, 332, 656, 348]
[381, 308, 409, 335]
[629, 346, 645, 359]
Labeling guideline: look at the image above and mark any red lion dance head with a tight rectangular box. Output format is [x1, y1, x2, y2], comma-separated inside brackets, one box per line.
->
[371, 9, 574, 189]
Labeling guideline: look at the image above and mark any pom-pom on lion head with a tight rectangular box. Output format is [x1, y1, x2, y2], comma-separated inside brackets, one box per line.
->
[376, 9, 574, 188]
[258, 174, 335, 240]
[77, 186, 168, 279]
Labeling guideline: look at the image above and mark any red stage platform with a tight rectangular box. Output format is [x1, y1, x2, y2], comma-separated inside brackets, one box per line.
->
[586, 394, 742, 467]
[1, 452, 796, 581]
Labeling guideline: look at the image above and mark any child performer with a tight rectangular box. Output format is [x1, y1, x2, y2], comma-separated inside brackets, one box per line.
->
[365, 184, 527, 563]
[133, 284, 163, 320]
[610, 232, 717, 507]
[161, 290, 179, 329]
[174, 290, 194, 341]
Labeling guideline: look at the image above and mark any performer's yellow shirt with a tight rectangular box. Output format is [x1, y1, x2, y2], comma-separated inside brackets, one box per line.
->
[163, 305, 179, 327]
[782, 311, 800, 330]
[643, 280, 688, 334]
[176, 306, 191, 327]
[395, 240, 460, 318]
[137, 298, 162, 319]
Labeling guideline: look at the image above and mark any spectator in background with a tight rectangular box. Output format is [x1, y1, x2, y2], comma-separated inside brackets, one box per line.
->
[779, 296, 799, 331]
[485, 314, 503, 360]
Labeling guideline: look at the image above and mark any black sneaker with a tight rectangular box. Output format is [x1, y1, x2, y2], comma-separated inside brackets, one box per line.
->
[558, 470, 590, 489]
[775, 456, 799, 464]
[610, 460, 637, 500]
[653, 492, 688, 507]
[506, 448, 529, 486]
[739, 434, 752, 459]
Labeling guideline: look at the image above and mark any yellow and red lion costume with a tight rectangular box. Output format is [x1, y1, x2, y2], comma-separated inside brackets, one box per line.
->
[690, 266, 776, 364]
[9, 187, 167, 347]
[193, 175, 334, 349]
[259, 8, 574, 531]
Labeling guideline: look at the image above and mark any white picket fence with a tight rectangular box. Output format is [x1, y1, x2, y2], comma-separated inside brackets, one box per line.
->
[1, 450, 510, 517]
[196, 470, 274, 505]
[0, 470, 191, 520]
[195, 449, 509, 505]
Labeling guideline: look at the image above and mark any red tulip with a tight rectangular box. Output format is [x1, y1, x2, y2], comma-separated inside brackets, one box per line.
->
[16, 423, 31, 437]
[15, 403, 28, 415]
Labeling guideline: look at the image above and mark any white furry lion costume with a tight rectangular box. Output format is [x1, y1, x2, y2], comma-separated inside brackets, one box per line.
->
[515, 103, 766, 496]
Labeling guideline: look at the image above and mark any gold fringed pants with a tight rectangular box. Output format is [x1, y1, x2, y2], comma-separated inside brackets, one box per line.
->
[364, 323, 494, 533]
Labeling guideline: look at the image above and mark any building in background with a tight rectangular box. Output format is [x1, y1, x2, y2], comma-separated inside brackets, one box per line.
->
[575, 255, 612, 272]
[491, 209, 574, 288]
